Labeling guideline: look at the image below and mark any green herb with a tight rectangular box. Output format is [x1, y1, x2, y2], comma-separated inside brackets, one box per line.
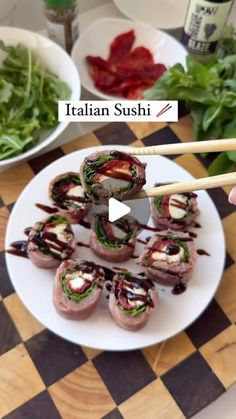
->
[144, 53, 236, 175]
[0, 40, 71, 160]
[122, 304, 146, 317]
[83, 154, 114, 185]
[47, 214, 68, 224]
[177, 240, 190, 263]
[154, 195, 163, 213]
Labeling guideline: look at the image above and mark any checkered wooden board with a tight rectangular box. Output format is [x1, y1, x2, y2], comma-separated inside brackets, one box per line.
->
[1, 111, 236, 419]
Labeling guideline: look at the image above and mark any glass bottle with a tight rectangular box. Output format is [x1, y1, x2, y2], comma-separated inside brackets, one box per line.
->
[182, 0, 234, 60]
[43, 0, 79, 54]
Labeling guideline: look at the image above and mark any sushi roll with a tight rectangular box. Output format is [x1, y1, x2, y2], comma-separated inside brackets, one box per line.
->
[109, 271, 157, 331]
[49, 172, 91, 224]
[138, 230, 196, 286]
[80, 150, 146, 203]
[27, 214, 75, 269]
[53, 259, 105, 320]
[90, 212, 140, 262]
[151, 187, 199, 231]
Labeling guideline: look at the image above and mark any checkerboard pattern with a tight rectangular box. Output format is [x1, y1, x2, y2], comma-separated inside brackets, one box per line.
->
[0, 117, 236, 419]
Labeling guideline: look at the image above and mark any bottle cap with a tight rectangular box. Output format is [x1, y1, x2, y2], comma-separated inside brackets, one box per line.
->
[44, 0, 75, 7]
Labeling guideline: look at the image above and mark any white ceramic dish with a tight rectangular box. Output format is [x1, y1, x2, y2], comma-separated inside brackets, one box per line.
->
[114, 0, 189, 30]
[5, 145, 225, 351]
[71, 18, 187, 101]
[0, 27, 80, 169]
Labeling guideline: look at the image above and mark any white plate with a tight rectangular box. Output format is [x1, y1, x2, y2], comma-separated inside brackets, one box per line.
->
[114, 0, 189, 30]
[71, 18, 187, 101]
[5, 146, 225, 351]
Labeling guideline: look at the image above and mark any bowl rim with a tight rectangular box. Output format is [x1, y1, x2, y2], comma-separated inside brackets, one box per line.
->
[71, 17, 187, 101]
[0, 26, 81, 167]
[113, 0, 189, 30]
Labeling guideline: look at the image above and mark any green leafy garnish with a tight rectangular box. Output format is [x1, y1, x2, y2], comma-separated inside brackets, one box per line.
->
[144, 50, 236, 175]
[83, 154, 114, 185]
[47, 214, 68, 224]
[154, 195, 163, 213]
[0, 40, 71, 160]
[122, 304, 146, 317]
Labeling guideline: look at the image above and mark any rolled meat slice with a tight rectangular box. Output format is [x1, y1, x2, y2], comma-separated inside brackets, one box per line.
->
[151, 186, 199, 231]
[49, 172, 91, 224]
[90, 212, 140, 262]
[27, 214, 75, 269]
[138, 230, 196, 286]
[53, 259, 105, 320]
[80, 150, 146, 203]
[109, 271, 157, 331]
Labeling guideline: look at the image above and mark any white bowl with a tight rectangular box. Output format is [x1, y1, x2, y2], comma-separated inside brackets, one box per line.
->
[71, 18, 187, 101]
[0, 27, 80, 169]
[114, 0, 189, 30]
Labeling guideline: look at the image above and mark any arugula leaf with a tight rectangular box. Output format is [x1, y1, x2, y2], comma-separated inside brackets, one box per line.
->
[208, 152, 235, 176]
[154, 196, 163, 213]
[83, 154, 114, 185]
[144, 40, 236, 175]
[122, 304, 146, 317]
[0, 40, 71, 161]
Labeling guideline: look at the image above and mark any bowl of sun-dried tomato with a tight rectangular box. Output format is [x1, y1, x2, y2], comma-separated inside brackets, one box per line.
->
[72, 18, 187, 100]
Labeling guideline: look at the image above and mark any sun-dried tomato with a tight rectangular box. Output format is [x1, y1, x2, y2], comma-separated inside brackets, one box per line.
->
[108, 30, 135, 64]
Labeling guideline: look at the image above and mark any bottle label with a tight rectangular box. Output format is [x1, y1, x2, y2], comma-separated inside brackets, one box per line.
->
[183, 0, 233, 55]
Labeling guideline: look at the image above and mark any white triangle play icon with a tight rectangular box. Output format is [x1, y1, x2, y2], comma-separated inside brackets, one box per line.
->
[108, 198, 131, 223]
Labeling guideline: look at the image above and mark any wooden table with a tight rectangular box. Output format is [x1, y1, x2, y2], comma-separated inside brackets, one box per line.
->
[0, 115, 236, 419]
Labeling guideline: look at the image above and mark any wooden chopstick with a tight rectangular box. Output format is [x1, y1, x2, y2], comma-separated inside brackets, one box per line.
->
[129, 172, 236, 200]
[127, 139, 236, 156]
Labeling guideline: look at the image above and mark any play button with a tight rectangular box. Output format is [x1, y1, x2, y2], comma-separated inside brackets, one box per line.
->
[108, 198, 130, 222]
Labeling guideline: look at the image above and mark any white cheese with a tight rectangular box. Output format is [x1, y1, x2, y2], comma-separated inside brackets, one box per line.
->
[112, 225, 127, 240]
[169, 194, 188, 219]
[124, 284, 146, 308]
[152, 245, 184, 264]
[99, 176, 130, 192]
[67, 185, 85, 198]
[68, 276, 85, 291]
[48, 223, 68, 243]
[125, 285, 146, 296]
[67, 271, 93, 292]
[127, 298, 145, 308]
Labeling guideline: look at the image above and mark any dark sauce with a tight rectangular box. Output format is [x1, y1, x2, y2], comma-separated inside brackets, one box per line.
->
[188, 231, 197, 238]
[197, 249, 211, 256]
[77, 241, 90, 248]
[7, 241, 28, 258]
[137, 238, 148, 245]
[24, 227, 32, 236]
[36, 203, 58, 214]
[136, 222, 160, 232]
[79, 220, 91, 229]
[166, 244, 180, 255]
[172, 283, 187, 295]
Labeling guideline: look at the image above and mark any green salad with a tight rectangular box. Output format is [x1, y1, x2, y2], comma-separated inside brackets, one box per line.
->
[144, 26, 236, 175]
[0, 41, 71, 160]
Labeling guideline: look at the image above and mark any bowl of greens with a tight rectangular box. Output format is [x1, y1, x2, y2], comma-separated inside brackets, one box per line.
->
[0, 27, 80, 168]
